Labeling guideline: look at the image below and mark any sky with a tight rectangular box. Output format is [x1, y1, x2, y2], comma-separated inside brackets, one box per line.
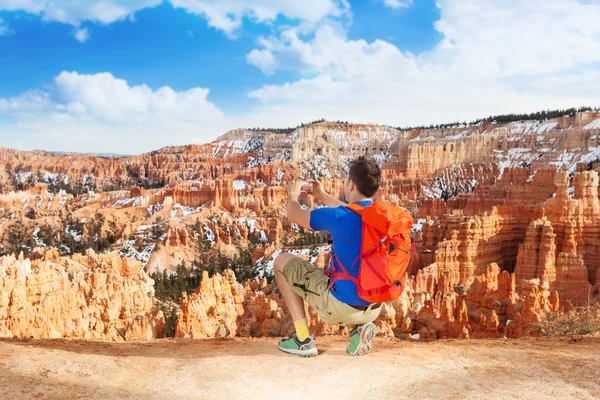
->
[0, 0, 599, 155]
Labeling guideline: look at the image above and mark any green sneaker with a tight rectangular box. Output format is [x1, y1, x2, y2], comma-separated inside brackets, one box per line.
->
[347, 322, 378, 356]
[277, 334, 318, 357]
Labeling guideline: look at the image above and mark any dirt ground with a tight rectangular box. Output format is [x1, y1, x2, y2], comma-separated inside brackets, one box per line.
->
[1, 336, 599, 400]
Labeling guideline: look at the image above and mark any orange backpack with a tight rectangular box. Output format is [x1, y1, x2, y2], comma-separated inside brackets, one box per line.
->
[326, 202, 415, 303]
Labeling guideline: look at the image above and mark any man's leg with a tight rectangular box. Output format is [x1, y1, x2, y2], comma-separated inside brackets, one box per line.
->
[274, 253, 318, 357]
[346, 322, 378, 356]
[274, 252, 310, 340]
[344, 306, 382, 356]
[274, 253, 306, 321]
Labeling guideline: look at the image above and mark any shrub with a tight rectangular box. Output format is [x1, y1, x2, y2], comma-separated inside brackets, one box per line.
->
[538, 301, 600, 336]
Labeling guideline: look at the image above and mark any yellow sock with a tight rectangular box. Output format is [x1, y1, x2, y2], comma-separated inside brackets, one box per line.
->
[294, 319, 310, 341]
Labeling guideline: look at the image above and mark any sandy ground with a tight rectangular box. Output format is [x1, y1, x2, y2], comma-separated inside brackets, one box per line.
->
[1, 336, 599, 400]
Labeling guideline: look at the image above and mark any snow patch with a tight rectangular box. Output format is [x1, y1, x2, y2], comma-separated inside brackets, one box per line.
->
[256, 245, 330, 278]
[276, 167, 285, 182]
[148, 203, 163, 216]
[65, 226, 82, 242]
[119, 240, 156, 267]
[584, 119, 600, 130]
[412, 219, 426, 232]
[203, 226, 215, 247]
[328, 130, 347, 148]
[373, 152, 390, 165]
[170, 203, 204, 218]
[536, 122, 558, 133]
[233, 179, 247, 190]
[444, 130, 469, 140]
[32, 228, 45, 247]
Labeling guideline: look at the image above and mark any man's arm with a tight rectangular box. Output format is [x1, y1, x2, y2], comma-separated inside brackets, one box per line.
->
[310, 180, 347, 208]
[287, 181, 312, 230]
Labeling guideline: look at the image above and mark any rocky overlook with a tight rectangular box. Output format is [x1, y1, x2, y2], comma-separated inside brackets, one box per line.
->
[0, 110, 599, 341]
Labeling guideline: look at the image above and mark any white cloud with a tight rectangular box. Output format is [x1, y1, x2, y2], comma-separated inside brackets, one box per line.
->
[531, 70, 600, 99]
[0, 17, 11, 35]
[0, 1, 162, 25]
[245, 0, 600, 127]
[0, 0, 349, 38]
[0, 72, 227, 153]
[246, 48, 277, 76]
[0, 0, 161, 41]
[382, 0, 413, 9]
[74, 27, 89, 43]
[0, 90, 51, 115]
[169, 0, 350, 36]
[429, 0, 600, 78]
[53, 71, 223, 122]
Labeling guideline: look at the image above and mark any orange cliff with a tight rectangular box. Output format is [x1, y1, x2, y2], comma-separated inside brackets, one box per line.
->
[548, 171, 600, 271]
[0, 182, 72, 219]
[417, 167, 561, 219]
[419, 207, 542, 285]
[0, 249, 164, 340]
[393, 132, 498, 179]
[418, 170, 600, 308]
[130, 178, 290, 214]
[514, 218, 557, 284]
[2, 113, 599, 196]
[174, 262, 563, 341]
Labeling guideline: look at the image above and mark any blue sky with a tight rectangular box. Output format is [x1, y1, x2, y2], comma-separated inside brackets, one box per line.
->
[0, 1, 441, 111]
[0, 0, 598, 154]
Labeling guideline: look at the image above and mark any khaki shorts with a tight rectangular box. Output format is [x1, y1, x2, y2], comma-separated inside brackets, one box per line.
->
[283, 256, 381, 326]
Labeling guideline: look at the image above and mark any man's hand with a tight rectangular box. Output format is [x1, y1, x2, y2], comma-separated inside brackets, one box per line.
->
[287, 180, 311, 230]
[310, 180, 324, 202]
[309, 179, 347, 208]
[287, 181, 303, 201]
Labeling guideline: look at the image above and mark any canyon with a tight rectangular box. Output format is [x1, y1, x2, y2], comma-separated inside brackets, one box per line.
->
[0, 111, 599, 342]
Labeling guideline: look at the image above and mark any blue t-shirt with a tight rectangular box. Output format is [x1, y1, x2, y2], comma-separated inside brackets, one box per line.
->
[309, 200, 373, 306]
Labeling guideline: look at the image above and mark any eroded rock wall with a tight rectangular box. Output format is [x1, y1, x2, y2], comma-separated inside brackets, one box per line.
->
[0, 249, 164, 340]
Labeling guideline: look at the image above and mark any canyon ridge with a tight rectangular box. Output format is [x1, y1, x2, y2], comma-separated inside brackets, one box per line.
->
[1, 111, 599, 344]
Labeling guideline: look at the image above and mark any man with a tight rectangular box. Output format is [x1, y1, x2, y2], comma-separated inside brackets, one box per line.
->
[273, 156, 383, 357]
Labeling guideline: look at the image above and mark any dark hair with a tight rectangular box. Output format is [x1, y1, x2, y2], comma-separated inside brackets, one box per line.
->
[348, 156, 381, 197]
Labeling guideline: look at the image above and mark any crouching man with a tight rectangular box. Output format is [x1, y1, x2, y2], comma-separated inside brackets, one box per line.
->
[274, 156, 383, 357]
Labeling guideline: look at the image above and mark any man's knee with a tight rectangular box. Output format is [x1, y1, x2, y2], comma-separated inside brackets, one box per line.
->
[274, 252, 295, 274]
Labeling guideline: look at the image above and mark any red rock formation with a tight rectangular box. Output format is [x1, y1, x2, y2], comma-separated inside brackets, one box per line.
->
[176, 269, 341, 339]
[419, 171, 600, 302]
[545, 170, 600, 285]
[172, 259, 569, 341]
[514, 218, 557, 284]
[504, 280, 560, 338]
[554, 253, 592, 308]
[164, 226, 189, 247]
[134, 179, 289, 214]
[420, 207, 542, 284]
[290, 123, 404, 170]
[176, 270, 245, 338]
[266, 215, 284, 243]
[0, 249, 164, 340]
[395, 133, 498, 179]
[417, 167, 560, 220]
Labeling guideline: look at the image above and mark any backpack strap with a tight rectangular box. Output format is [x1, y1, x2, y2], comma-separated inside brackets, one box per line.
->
[326, 251, 359, 290]
[411, 241, 418, 261]
[325, 202, 367, 290]
[346, 202, 367, 215]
